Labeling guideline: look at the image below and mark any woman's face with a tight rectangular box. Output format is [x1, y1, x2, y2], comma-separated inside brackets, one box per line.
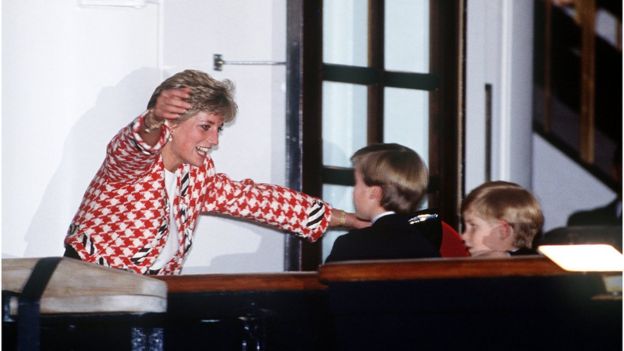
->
[163, 111, 224, 171]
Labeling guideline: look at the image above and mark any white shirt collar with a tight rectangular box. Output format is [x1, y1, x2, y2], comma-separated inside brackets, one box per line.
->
[371, 211, 395, 224]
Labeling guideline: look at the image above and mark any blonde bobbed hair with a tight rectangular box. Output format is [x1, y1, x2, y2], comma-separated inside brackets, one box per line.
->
[147, 69, 238, 124]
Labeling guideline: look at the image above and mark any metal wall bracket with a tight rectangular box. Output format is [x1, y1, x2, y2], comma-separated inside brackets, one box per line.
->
[213, 54, 286, 71]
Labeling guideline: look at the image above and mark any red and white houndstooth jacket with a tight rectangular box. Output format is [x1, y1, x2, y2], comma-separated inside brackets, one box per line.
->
[65, 114, 332, 275]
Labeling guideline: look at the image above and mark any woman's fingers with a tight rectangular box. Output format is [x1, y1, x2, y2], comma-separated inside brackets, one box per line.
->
[348, 214, 371, 229]
[154, 88, 192, 120]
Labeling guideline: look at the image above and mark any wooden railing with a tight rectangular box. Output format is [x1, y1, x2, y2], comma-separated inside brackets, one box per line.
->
[318, 256, 572, 283]
[156, 256, 580, 292]
[157, 272, 325, 293]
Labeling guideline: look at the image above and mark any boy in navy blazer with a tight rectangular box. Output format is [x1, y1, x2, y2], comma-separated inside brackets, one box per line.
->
[325, 143, 441, 263]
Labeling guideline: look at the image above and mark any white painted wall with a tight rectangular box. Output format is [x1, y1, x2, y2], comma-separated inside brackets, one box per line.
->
[465, 0, 534, 193]
[2, 0, 288, 274]
[2, 0, 161, 259]
[533, 135, 616, 231]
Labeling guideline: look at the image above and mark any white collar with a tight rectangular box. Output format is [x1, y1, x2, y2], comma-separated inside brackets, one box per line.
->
[371, 211, 395, 224]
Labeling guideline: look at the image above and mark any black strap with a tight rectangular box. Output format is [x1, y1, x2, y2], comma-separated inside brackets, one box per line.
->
[17, 257, 63, 351]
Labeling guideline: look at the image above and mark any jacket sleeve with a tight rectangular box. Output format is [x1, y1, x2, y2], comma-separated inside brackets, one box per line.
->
[102, 112, 170, 183]
[202, 173, 332, 242]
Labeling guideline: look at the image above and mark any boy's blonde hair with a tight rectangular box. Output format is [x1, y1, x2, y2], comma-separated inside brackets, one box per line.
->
[351, 143, 428, 214]
[461, 181, 544, 249]
[147, 69, 238, 123]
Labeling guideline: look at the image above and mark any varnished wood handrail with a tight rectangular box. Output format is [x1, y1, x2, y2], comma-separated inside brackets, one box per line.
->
[156, 272, 325, 293]
[318, 256, 574, 283]
[157, 257, 590, 294]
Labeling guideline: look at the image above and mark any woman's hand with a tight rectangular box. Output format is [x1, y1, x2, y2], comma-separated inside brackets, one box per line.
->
[140, 87, 193, 144]
[330, 209, 370, 229]
[152, 87, 192, 122]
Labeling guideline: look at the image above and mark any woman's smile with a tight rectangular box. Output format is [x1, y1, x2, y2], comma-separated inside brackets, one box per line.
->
[196, 145, 212, 156]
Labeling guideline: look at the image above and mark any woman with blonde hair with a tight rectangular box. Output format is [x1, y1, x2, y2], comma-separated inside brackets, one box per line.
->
[65, 69, 365, 275]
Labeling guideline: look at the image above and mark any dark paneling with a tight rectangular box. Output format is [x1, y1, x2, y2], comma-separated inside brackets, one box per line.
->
[285, 0, 324, 271]
[429, 0, 463, 227]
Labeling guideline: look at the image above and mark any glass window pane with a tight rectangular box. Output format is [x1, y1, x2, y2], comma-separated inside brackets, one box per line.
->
[384, 87, 429, 208]
[385, 0, 429, 73]
[321, 184, 354, 262]
[323, 0, 368, 66]
[323, 82, 367, 167]
[384, 87, 429, 168]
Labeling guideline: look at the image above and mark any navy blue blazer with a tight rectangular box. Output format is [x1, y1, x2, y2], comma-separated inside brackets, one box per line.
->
[325, 211, 442, 263]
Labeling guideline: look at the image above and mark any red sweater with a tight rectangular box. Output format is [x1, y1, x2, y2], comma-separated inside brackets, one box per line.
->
[65, 114, 332, 275]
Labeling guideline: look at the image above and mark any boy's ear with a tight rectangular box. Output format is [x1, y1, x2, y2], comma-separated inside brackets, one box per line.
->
[496, 221, 513, 239]
[369, 185, 383, 201]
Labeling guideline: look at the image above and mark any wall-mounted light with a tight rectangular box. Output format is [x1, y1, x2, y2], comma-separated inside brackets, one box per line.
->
[538, 244, 624, 272]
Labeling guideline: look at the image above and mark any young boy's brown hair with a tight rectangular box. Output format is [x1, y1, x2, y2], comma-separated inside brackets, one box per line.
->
[461, 181, 544, 255]
[351, 143, 428, 214]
